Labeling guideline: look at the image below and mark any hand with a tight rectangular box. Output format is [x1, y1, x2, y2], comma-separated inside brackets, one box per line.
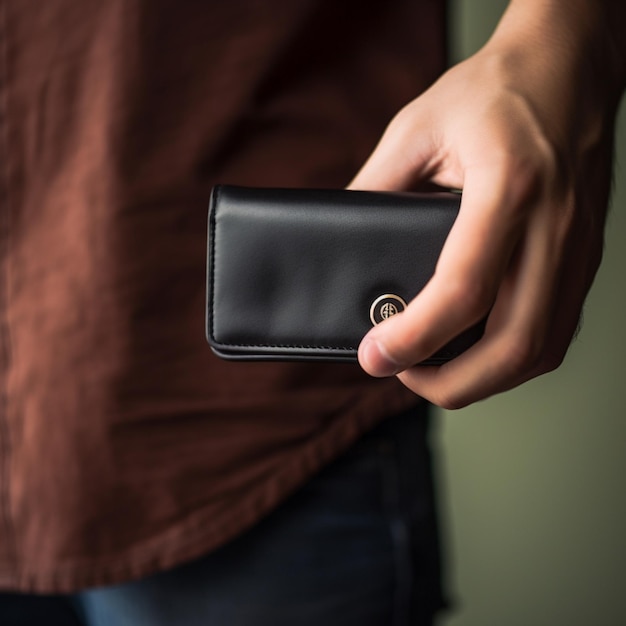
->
[350, 0, 625, 408]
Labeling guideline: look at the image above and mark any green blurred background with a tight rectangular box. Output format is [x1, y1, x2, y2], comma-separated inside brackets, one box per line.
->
[439, 2, 626, 625]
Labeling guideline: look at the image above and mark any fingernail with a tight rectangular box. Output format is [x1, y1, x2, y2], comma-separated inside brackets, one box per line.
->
[359, 337, 402, 377]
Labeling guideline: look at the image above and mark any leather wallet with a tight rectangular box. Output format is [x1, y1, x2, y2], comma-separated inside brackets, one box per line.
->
[206, 185, 483, 364]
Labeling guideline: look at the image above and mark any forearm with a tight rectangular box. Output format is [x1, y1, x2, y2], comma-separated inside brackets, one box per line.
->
[488, 0, 626, 105]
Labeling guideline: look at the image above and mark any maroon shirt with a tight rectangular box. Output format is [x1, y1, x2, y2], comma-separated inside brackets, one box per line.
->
[0, 0, 447, 591]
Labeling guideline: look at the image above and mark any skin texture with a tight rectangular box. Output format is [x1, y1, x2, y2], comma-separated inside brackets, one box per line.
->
[351, 0, 626, 409]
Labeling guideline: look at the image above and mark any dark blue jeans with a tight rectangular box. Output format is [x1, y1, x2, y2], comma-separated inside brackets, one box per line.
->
[1, 404, 446, 625]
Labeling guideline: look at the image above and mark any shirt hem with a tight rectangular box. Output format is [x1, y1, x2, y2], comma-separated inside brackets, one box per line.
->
[0, 389, 422, 593]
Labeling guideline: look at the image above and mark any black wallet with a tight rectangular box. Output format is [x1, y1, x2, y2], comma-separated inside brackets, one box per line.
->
[206, 185, 482, 364]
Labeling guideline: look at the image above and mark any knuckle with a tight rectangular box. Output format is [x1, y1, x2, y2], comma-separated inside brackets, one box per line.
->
[540, 350, 565, 374]
[442, 275, 493, 322]
[430, 386, 470, 411]
[502, 325, 575, 378]
[539, 334, 573, 374]
[386, 102, 420, 141]
[500, 155, 544, 211]
[501, 333, 544, 375]
[417, 377, 470, 411]
[390, 102, 414, 129]
[437, 395, 468, 411]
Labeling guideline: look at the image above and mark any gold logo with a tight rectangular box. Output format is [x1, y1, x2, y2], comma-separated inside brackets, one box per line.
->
[370, 294, 407, 326]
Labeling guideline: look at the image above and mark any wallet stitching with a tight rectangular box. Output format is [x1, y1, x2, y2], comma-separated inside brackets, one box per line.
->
[216, 342, 358, 351]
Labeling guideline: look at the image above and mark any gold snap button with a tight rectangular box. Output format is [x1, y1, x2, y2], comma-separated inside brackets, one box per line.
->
[370, 294, 407, 326]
